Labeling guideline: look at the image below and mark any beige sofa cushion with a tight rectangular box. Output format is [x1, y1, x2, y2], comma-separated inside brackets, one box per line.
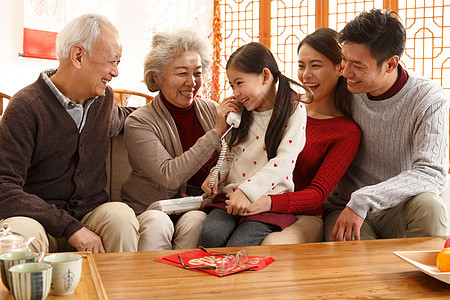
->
[106, 134, 132, 202]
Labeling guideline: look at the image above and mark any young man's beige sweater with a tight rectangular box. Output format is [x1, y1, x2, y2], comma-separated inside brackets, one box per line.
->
[328, 72, 449, 219]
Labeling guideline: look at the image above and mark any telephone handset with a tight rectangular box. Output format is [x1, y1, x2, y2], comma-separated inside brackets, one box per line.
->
[226, 110, 242, 128]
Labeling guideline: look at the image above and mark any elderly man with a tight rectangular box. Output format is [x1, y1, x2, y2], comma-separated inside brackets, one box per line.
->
[0, 14, 139, 253]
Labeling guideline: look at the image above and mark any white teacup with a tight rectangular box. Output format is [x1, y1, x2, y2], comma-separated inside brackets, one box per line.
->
[9, 262, 52, 300]
[43, 253, 83, 296]
[0, 251, 41, 291]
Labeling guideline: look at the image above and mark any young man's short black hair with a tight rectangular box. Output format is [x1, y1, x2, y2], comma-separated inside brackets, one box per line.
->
[337, 8, 406, 67]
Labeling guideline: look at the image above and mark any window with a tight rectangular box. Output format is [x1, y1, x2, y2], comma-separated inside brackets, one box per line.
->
[214, 0, 450, 100]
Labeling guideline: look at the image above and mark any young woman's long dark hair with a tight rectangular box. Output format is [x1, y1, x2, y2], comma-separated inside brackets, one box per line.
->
[226, 42, 312, 160]
[298, 27, 353, 118]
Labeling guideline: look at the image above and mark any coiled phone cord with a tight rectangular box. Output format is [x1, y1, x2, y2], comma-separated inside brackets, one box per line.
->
[203, 125, 235, 198]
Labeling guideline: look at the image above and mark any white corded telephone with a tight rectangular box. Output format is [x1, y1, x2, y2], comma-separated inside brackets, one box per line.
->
[146, 110, 242, 215]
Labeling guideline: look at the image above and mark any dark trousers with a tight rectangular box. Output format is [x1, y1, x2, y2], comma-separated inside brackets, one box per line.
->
[197, 208, 277, 247]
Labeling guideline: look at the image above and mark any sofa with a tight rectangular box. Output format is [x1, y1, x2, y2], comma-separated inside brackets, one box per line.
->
[106, 134, 450, 236]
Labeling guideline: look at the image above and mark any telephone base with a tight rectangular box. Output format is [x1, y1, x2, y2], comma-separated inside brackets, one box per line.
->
[146, 196, 203, 215]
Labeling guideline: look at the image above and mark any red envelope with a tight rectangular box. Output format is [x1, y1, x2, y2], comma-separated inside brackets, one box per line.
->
[155, 249, 274, 277]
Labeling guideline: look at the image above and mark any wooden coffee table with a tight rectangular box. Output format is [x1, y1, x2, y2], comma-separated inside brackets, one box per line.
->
[2, 237, 450, 299]
[94, 237, 450, 299]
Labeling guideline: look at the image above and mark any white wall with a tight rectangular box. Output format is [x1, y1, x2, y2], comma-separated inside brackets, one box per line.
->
[0, 0, 213, 102]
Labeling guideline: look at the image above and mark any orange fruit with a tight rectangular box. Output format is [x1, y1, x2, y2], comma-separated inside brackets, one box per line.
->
[436, 248, 450, 272]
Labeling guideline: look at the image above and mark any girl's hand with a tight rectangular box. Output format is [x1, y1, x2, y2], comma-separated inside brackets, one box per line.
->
[225, 189, 251, 215]
[213, 96, 242, 136]
[201, 169, 219, 197]
[240, 196, 272, 216]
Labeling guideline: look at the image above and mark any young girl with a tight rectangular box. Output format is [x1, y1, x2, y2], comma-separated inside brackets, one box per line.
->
[249, 28, 362, 245]
[197, 42, 312, 247]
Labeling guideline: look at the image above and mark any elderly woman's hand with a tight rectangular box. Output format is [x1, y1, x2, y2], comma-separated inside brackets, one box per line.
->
[213, 96, 242, 136]
[201, 169, 219, 197]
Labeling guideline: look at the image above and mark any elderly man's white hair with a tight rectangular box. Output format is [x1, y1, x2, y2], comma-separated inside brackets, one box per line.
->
[56, 14, 118, 61]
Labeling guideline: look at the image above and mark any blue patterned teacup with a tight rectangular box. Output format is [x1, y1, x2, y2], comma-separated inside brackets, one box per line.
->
[0, 252, 40, 291]
[9, 262, 52, 300]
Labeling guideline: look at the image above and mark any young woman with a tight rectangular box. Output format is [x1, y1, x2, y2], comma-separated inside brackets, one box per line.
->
[197, 42, 312, 247]
[246, 27, 362, 245]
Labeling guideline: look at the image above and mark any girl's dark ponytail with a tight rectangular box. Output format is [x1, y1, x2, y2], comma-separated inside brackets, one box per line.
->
[265, 72, 312, 159]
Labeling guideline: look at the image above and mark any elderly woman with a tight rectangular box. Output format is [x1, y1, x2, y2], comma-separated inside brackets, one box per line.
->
[121, 30, 237, 251]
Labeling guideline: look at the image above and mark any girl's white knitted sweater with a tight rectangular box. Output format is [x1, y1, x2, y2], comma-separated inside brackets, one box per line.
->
[219, 101, 307, 202]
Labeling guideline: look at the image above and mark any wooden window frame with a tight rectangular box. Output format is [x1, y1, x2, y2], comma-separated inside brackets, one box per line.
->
[213, 0, 450, 170]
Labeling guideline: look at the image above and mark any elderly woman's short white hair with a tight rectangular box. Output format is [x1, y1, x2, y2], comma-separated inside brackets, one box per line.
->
[56, 14, 118, 61]
[143, 30, 212, 92]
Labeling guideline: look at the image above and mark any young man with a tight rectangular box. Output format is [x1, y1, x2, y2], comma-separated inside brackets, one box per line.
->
[0, 14, 139, 253]
[323, 9, 449, 241]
